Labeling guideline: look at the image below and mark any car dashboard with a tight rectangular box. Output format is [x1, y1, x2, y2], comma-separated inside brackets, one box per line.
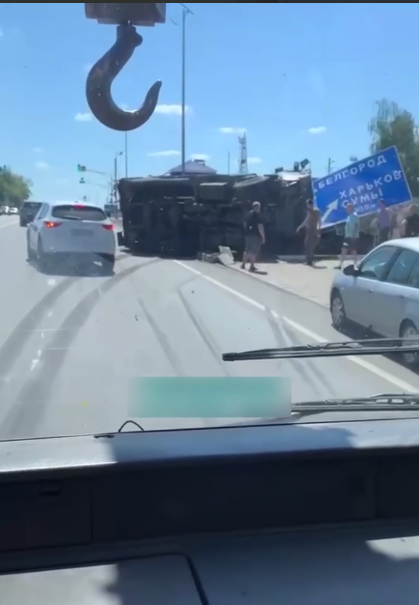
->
[1, 418, 419, 604]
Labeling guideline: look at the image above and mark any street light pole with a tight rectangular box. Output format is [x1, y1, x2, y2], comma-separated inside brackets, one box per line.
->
[124, 132, 128, 177]
[180, 3, 193, 174]
[114, 151, 123, 203]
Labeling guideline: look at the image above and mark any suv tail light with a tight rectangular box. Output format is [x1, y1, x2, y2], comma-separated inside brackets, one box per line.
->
[102, 224, 114, 231]
[44, 221, 62, 228]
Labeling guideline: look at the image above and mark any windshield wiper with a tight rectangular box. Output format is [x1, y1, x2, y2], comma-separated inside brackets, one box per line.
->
[222, 338, 419, 361]
[293, 393, 419, 413]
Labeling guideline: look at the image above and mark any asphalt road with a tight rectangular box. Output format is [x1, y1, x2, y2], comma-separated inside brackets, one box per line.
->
[1, 218, 419, 440]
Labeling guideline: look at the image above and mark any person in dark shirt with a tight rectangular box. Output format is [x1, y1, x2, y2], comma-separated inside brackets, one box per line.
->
[402, 205, 419, 238]
[241, 201, 265, 272]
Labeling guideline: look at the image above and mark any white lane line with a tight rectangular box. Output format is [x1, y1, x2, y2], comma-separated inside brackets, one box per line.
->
[0, 220, 18, 230]
[173, 260, 418, 393]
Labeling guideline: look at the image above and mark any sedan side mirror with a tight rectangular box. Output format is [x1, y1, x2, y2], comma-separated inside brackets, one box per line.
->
[343, 264, 358, 276]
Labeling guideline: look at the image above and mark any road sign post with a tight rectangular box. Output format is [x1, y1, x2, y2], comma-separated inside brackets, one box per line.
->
[313, 146, 412, 229]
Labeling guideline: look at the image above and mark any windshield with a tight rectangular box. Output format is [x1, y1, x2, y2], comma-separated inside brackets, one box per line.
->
[2, 3, 419, 440]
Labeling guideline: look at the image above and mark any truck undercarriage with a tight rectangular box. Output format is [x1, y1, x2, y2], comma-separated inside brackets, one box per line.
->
[117, 172, 324, 257]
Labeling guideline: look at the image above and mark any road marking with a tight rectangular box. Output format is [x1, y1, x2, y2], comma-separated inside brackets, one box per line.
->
[0, 220, 18, 230]
[174, 260, 418, 393]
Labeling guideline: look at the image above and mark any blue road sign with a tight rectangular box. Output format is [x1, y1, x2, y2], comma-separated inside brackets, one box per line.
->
[313, 146, 412, 228]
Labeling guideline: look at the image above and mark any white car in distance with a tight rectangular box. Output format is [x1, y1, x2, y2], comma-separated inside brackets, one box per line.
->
[27, 201, 116, 274]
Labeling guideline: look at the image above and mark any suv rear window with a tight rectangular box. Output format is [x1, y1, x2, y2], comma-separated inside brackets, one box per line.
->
[51, 205, 106, 221]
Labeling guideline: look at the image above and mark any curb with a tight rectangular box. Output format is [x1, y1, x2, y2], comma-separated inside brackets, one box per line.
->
[219, 263, 331, 311]
[275, 255, 338, 262]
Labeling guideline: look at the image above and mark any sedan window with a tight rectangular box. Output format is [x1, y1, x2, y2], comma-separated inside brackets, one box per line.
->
[385, 249, 419, 285]
[357, 246, 398, 280]
[406, 258, 419, 289]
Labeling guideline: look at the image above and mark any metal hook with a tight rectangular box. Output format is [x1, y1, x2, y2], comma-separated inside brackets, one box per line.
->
[86, 23, 162, 132]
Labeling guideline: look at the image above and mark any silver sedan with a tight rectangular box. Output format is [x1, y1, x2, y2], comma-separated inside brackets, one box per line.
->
[330, 238, 419, 368]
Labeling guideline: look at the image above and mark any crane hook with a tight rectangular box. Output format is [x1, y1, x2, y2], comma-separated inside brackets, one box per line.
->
[86, 23, 162, 132]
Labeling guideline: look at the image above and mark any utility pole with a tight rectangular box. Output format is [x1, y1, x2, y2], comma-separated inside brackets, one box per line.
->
[238, 132, 248, 175]
[327, 158, 335, 174]
[180, 3, 193, 174]
[124, 133, 128, 177]
[114, 151, 123, 204]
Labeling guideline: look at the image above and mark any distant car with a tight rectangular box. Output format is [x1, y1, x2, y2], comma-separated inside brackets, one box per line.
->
[330, 238, 419, 368]
[0, 206, 9, 215]
[8, 207, 18, 215]
[19, 201, 42, 226]
[26, 201, 116, 274]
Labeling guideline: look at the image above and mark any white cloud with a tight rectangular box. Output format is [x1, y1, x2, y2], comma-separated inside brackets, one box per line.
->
[248, 157, 262, 164]
[191, 153, 210, 161]
[35, 161, 50, 170]
[33, 147, 43, 154]
[308, 126, 326, 135]
[0, 29, 4, 38]
[75, 112, 92, 122]
[155, 104, 190, 116]
[147, 150, 181, 157]
[219, 127, 246, 135]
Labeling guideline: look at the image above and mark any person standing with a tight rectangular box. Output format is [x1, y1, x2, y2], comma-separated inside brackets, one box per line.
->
[241, 201, 265, 272]
[338, 203, 360, 269]
[296, 199, 321, 266]
[402, 204, 419, 237]
[378, 199, 391, 244]
[370, 216, 380, 248]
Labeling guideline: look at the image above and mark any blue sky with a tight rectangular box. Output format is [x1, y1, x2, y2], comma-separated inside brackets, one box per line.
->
[0, 3, 418, 203]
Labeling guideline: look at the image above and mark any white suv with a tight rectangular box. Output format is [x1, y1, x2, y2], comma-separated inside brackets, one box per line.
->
[27, 201, 116, 273]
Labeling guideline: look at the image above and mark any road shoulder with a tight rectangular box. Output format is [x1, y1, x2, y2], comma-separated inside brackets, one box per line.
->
[228, 260, 338, 307]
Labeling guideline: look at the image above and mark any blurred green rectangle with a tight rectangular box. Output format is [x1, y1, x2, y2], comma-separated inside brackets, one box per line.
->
[129, 377, 292, 418]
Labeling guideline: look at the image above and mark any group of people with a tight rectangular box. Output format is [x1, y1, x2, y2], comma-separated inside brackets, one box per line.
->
[240, 197, 419, 273]
[336, 199, 419, 269]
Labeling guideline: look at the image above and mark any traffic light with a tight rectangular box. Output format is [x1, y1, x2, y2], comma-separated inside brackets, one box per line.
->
[77, 164, 86, 172]
[79, 178, 86, 184]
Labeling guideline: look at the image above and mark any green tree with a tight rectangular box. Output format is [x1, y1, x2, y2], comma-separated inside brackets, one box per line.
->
[0, 166, 32, 208]
[368, 98, 419, 196]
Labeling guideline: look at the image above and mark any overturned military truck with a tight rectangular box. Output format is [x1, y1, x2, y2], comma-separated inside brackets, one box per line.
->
[117, 171, 313, 257]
